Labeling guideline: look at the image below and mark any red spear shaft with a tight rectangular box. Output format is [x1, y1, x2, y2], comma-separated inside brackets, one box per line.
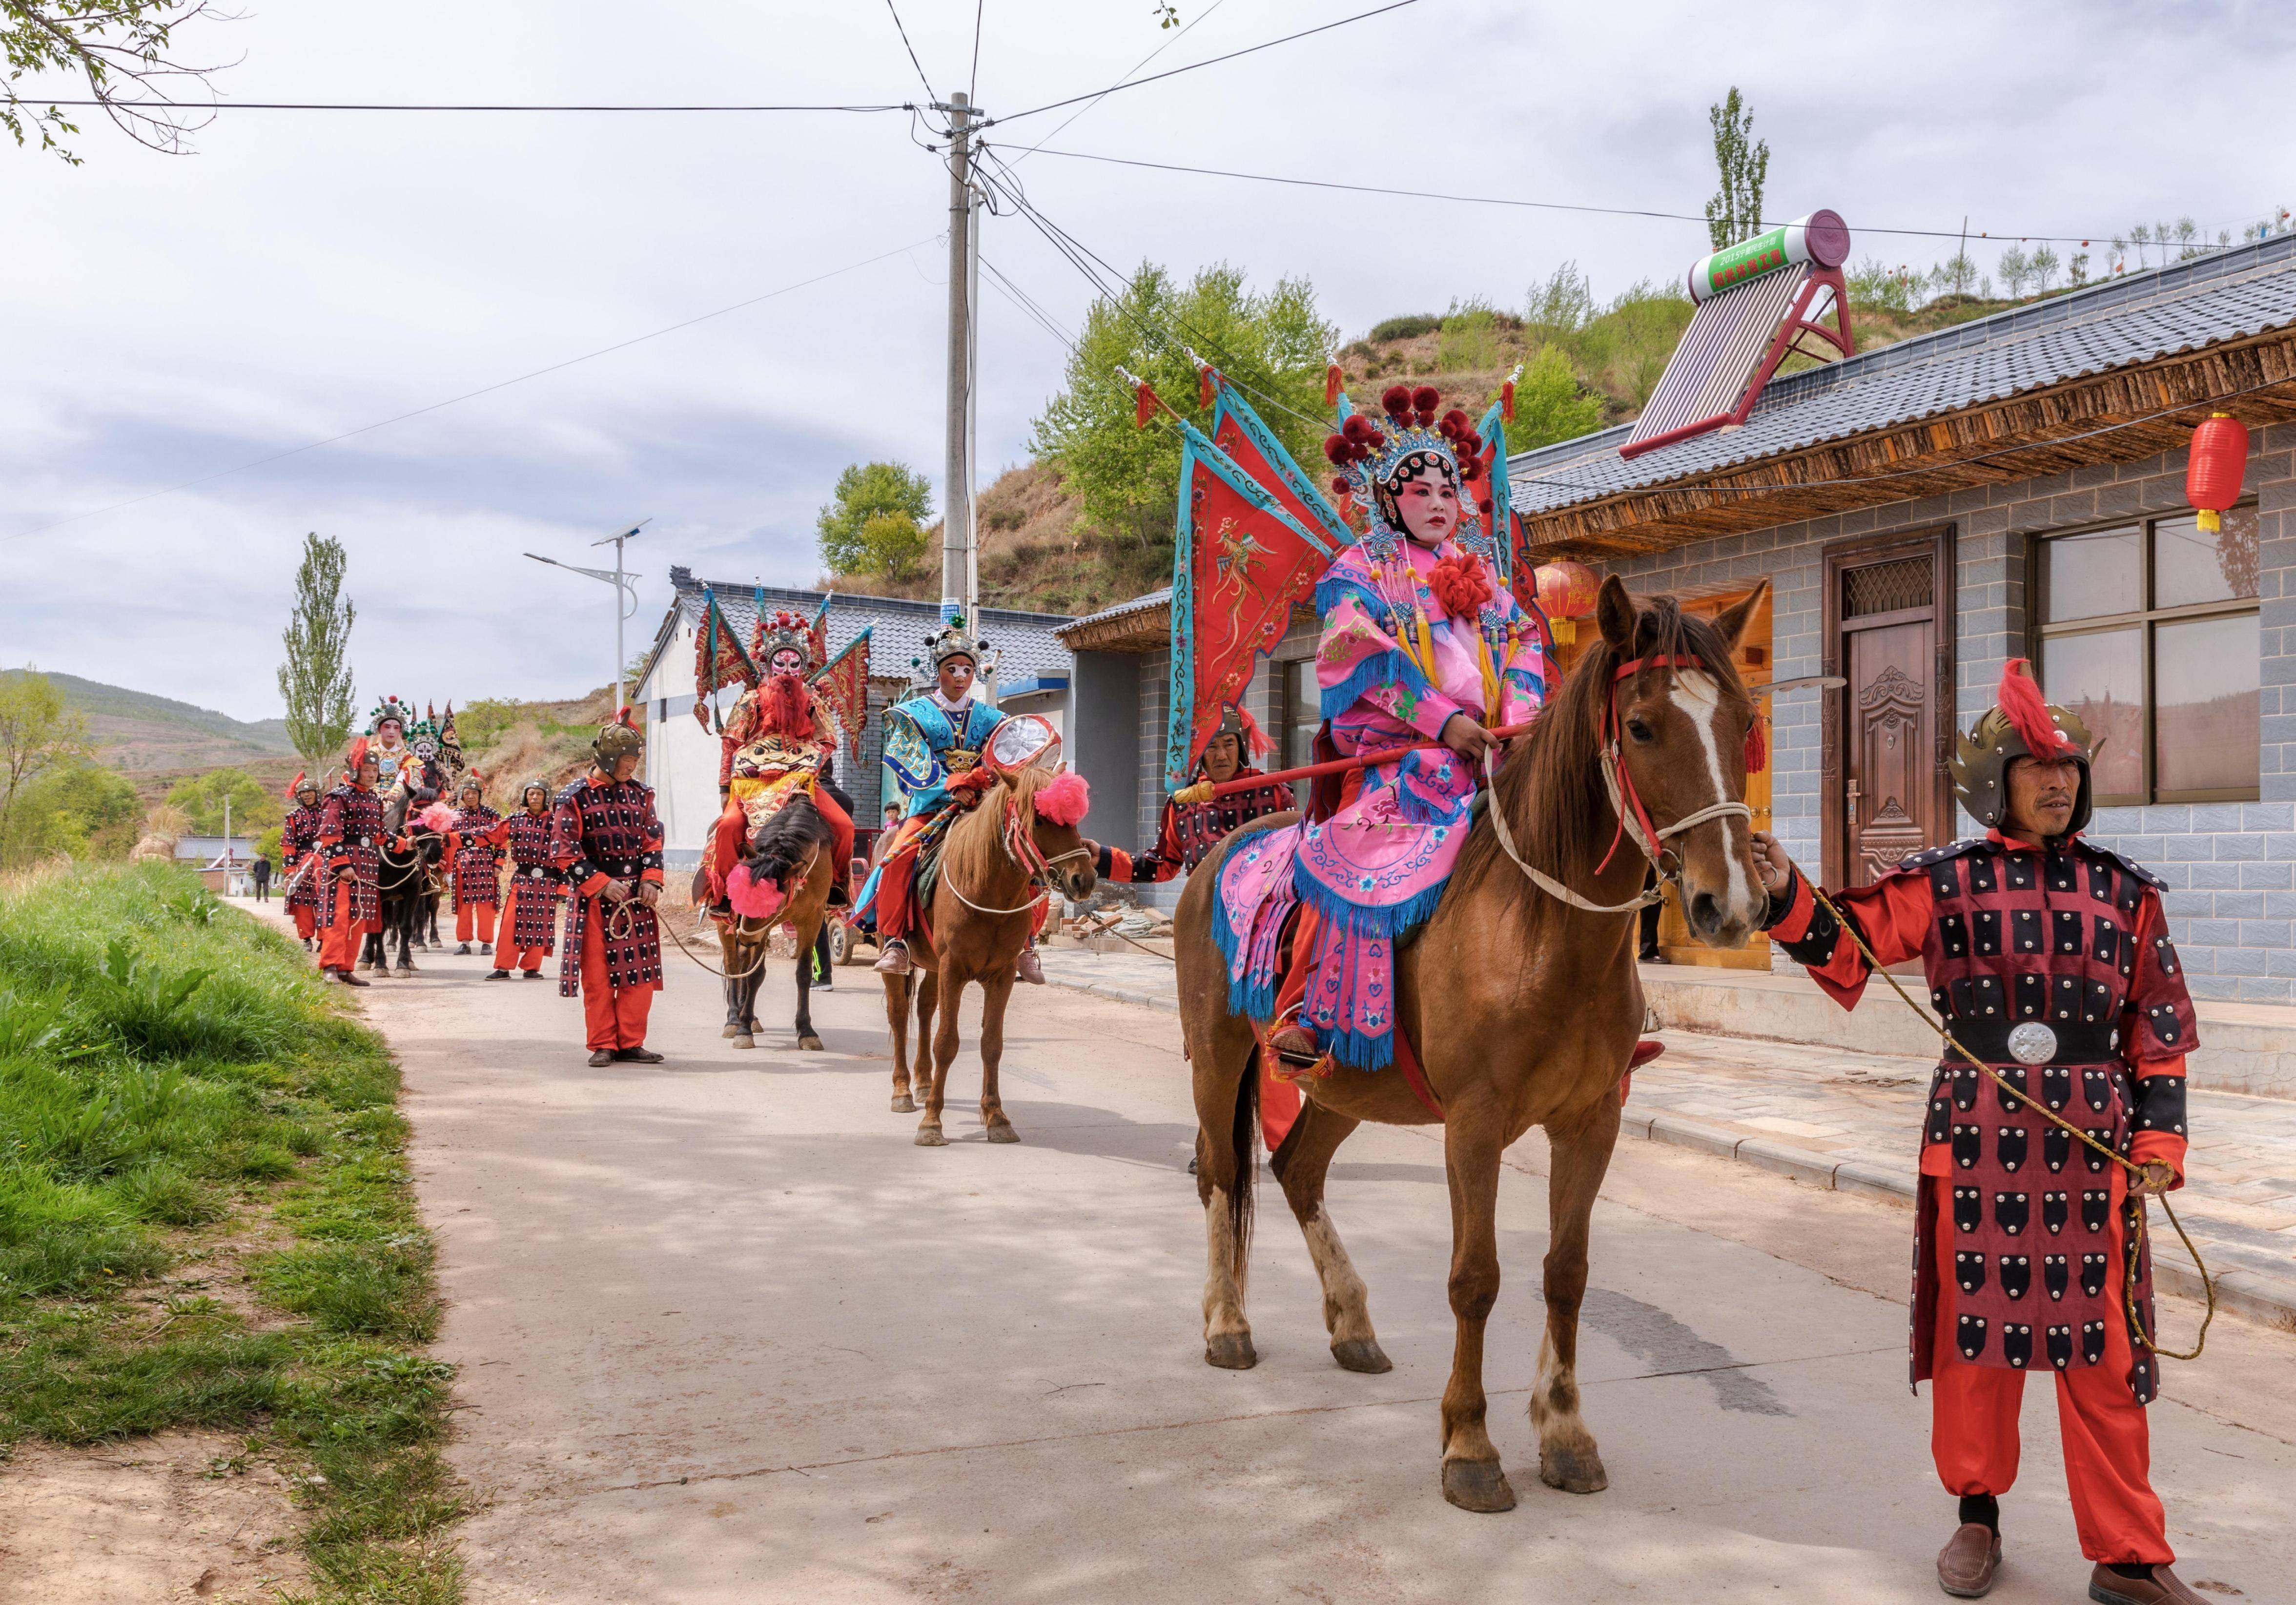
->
[1169, 721, 1539, 805]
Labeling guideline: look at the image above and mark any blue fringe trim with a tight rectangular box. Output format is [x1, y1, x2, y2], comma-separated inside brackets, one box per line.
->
[1314, 571, 1387, 618]
[1319, 648, 1431, 724]
[1293, 860, 1451, 941]
[1321, 1022, 1395, 1072]
[1208, 868, 1280, 1019]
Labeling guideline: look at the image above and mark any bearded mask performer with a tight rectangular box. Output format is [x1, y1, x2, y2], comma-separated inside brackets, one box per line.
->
[1752, 661, 2203, 1605]
[281, 772, 326, 947]
[466, 777, 561, 980]
[446, 776, 504, 955]
[316, 739, 386, 988]
[705, 611, 856, 911]
[1259, 385, 1545, 1065]
[552, 713, 667, 1066]
[1096, 703, 1293, 887]
[860, 617, 1048, 982]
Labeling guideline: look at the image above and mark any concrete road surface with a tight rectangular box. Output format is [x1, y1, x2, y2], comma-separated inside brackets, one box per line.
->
[313, 918, 2293, 1604]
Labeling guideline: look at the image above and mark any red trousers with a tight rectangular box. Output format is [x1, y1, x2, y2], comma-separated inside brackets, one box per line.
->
[456, 901, 497, 944]
[711, 786, 855, 898]
[291, 903, 316, 941]
[494, 886, 549, 973]
[317, 878, 378, 971]
[872, 815, 928, 942]
[1927, 1175, 2170, 1564]
[577, 902, 655, 1051]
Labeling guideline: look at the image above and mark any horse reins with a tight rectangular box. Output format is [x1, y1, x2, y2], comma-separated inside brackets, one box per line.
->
[942, 789, 1089, 918]
[1483, 653, 1752, 915]
[1801, 877, 2214, 1362]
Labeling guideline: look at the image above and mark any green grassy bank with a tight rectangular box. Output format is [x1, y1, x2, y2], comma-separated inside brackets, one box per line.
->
[0, 863, 461, 1602]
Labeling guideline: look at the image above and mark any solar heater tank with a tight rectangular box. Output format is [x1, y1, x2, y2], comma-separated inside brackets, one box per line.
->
[1687, 209, 1852, 303]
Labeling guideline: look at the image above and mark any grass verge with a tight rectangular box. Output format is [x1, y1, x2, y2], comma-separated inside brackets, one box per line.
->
[0, 861, 462, 1602]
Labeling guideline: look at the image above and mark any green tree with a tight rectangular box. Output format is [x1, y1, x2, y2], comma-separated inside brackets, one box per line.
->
[1507, 346, 1606, 450]
[818, 462, 935, 577]
[1703, 86, 1769, 252]
[277, 532, 357, 774]
[859, 511, 930, 582]
[2, 0, 227, 161]
[0, 668, 91, 863]
[8, 760, 141, 860]
[1030, 261, 1334, 554]
[164, 767, 279, 836]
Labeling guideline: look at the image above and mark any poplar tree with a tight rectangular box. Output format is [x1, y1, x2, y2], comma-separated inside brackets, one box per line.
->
[1703, 87, 1769, 251]
[277, 533, 357, 773]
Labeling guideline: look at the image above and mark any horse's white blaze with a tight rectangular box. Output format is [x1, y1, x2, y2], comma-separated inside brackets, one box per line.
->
[1667, 672, 1755, 919]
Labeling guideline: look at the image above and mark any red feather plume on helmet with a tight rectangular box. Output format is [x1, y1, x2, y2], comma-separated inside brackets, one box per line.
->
[343, 736, 370, 782]
[1997, 658, 2077, 757]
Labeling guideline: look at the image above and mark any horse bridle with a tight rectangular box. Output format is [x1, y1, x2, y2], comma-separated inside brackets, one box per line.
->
[943, 787, 1093, 918]
[1483, 652, 1754, 915]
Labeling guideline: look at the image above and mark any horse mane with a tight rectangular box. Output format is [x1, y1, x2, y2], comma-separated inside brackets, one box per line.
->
[1451, 594, 1750, 924]
[940, 765, 1066, 896]
[741, 794, 832, 885]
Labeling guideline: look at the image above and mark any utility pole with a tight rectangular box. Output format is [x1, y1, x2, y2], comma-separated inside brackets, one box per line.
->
[525, 518, 651, 718]
[940, 90, 975, 625]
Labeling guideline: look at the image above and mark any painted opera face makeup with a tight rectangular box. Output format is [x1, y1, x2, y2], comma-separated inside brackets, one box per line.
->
[1391, 459, 1460, 546]
[937, 657, 976, 701]
[770, 648, 806, 679]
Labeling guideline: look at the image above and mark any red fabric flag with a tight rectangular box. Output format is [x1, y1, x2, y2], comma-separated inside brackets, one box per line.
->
[810, 632, 872, 761]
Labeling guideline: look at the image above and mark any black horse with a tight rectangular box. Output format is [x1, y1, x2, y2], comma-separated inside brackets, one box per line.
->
[709, 768, 853, 1050]
[362, 797, 449, 975]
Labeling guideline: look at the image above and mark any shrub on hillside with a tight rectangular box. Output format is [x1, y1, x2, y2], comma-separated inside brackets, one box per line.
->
[1367, 313, 1439, 342]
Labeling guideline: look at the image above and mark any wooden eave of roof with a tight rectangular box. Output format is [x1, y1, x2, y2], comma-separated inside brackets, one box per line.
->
[1059, 603, 1171, 654]
[1522, 327, 2296, 560]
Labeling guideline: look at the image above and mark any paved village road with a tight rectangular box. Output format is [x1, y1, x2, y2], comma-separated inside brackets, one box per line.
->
[283, 911, 2296, 1605]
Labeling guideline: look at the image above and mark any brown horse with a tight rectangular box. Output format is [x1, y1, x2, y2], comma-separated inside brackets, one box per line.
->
[1175, 576, 1768, 1513]
[713, 794, 839, 1051]
[882, 764, 1098, 1144]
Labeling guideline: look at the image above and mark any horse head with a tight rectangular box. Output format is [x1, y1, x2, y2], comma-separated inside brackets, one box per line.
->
[1007, 766, 1098, 904]
[1592, 575, 1769, 947]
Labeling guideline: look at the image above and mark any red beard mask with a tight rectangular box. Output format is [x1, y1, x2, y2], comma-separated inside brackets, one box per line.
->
[761, 673, 813, 740]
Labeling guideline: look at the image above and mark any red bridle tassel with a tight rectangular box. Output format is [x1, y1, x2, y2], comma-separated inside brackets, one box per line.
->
[1744, 714, 1768, 775]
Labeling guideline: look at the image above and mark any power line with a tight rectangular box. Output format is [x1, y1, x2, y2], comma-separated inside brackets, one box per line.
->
[884, 0, 938, 102]
[988, 0, 1418, 124]
[21, 97, 914, 113]
[968, 0, 986, 102]
[998, 0, 1230, 165]
[990, 143, 2151, 247]
[7, 237, 940, 545]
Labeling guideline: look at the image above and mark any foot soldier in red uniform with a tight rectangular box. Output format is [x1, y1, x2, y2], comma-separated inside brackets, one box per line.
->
[447, 776, 503, 955]
[280, 772, 325, 947]
[468, 777, 561, 979]
[553, 713, 667, 1067]
[1094, 702, 1295, 887]
[315, 739, 385, 988]
[1754, 661, 2204, 1605]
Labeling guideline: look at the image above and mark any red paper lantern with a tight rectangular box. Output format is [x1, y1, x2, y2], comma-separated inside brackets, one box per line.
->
[1532, 560, 1600, 646]
[2186, 412, 2250, 533]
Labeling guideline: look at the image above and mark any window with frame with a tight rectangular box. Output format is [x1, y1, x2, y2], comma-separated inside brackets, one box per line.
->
[2033, 506, 2260, 804]
[1277, 656, 1320, 807]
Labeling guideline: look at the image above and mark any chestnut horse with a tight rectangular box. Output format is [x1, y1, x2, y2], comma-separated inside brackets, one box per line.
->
[882, 764, 1097, 1145]
[1174, 576, 1768, 1512]
[712, 793, 839, 1051]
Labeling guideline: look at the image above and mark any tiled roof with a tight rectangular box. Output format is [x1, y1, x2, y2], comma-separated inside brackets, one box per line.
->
[1509, 231, 2296, 514]
[1056, 587, 1171, 637]
[656, 570, 1075, 686]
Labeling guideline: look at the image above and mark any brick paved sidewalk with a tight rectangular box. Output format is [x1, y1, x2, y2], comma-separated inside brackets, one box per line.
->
[1035, 943, 2296, 1327]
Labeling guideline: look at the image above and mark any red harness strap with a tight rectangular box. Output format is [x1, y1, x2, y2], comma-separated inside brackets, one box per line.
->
[1391, 1029, 1445, 1119]
[1594, 653, 1707, 875]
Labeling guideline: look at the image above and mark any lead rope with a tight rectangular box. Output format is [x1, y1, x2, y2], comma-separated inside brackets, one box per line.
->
[1803, 879, 2213, 1361]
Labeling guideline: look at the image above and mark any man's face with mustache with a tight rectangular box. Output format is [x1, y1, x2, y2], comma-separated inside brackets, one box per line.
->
[2005, 754, 2081, 841]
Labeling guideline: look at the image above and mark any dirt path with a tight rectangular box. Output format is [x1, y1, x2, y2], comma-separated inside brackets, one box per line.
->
[327, 919, 2294, 1605]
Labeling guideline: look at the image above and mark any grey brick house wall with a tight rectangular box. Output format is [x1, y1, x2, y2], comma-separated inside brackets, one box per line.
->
[1598, 423, 2296, 1000]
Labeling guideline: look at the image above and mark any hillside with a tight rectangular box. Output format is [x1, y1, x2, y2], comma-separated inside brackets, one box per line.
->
[823, 280, 2036, 618]
[11, 670, 297, 774]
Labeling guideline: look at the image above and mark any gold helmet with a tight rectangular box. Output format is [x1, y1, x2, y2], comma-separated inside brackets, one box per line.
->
[592, 709, 646, 766]
[1949, 659, 2094, 833]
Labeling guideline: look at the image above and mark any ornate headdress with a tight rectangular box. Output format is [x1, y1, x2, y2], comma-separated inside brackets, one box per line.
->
[408, 708, 443, 758]
[592, 706, 645, 765]
[752, 609, 819, 673]
[1950, 659, 2095, 834]
[368, 696, 416, 735]
[915, 613, 986, 675]
[1322, 384, 1487, 555]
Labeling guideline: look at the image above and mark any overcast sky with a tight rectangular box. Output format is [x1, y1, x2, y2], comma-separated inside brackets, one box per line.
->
[5, 0, 2290, 720]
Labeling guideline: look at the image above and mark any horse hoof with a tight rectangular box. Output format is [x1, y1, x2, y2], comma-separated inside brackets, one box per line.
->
[891, 1093, 917, 1113]
[721, 1023, 739, 1039]
[1203, 1332, 1257, 1370]
[732, 1035, 755, 1050]
[1331, 1338, 1393, 1374]
[1538, 1442, 1608, 1495]
[984, 1121, 1019, 1144]
[1442, 1459, 1517, 1513]
[798, 1035, 824, 1052]
[914, 1123, 947, 1147]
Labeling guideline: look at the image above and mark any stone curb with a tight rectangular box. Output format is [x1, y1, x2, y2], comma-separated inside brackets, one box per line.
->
[1043, 973, 1179, 1013]
[1626, 1107, 2296, 1329]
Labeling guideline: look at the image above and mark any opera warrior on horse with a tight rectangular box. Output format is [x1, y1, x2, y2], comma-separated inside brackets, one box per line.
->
[1752, 661, 2206, 1605]
[1161, 363, 1767, 1512]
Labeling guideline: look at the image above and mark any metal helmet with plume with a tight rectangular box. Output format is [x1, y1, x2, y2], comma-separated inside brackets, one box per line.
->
[1949, 658, 2095, 832]
[592, 706, 646, 766]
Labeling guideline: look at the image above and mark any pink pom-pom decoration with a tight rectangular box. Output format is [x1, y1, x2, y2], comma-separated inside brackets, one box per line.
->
[725, 864, 787, 921]
[416, 802, 456, 832]
[1033, 771, 1091, 827]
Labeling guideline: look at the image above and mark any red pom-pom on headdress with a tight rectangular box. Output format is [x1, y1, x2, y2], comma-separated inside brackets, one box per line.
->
[1412, 385, 1440, 412]
[1033, 770, 1091, 827]
[1997, 658, 2077, 757]
[1381, 384, 1414, 420]
[1323, 435, 1348, 465]
[1342, 414, 1374, 442]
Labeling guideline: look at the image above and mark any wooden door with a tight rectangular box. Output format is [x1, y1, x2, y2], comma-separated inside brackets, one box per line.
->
[1823, 530, 1956, 887]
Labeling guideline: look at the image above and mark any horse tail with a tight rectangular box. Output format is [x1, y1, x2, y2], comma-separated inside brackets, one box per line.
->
[1227, 1043, 1257, 1261]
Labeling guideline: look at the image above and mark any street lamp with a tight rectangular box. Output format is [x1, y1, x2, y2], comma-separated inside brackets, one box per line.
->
[525, 518, 651, 716]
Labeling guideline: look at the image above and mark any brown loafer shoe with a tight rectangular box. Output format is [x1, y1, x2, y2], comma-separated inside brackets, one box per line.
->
[2088, 1564, 2204, 1605]
[588, 1049, 617, 1067]
[1937, 1523, 2001, 1597]
[874, 941, 912, 977]
[614, 1047, 666, 1064]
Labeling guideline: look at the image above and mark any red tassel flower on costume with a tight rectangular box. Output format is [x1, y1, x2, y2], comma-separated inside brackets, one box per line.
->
[1426, 554, 1494, 618]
